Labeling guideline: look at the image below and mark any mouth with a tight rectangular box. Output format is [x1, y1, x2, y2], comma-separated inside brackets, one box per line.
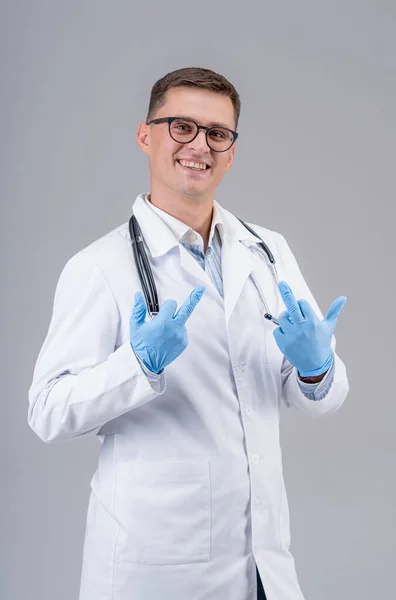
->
[176, 159, 212, 174]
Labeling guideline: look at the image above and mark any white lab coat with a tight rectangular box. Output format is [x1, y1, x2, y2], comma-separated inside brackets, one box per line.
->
[28, 193, 349, 600]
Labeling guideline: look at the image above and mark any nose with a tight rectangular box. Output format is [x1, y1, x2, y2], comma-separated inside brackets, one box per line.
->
[187, 128, 211, 152]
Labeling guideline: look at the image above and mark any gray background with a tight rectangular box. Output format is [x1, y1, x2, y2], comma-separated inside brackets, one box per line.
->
[2, 1, 395, 599]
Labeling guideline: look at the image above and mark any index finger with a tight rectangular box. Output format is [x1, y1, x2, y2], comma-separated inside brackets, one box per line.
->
[173, 286, 206, 324]
[278, 281, 305, 324]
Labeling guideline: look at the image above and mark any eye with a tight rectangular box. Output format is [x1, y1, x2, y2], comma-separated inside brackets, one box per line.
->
[171, 120, 194, 133]
[177, 124, 191, 131]
[209, 129, 228, 140]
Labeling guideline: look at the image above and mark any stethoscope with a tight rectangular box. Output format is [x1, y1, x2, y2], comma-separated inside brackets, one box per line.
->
[129, 214, 280, 326]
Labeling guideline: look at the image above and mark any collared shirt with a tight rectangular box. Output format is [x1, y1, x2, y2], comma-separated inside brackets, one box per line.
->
[135, 193, 335, 400]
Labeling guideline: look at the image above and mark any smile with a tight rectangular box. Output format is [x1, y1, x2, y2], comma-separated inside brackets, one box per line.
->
[176, 159, 211, 173]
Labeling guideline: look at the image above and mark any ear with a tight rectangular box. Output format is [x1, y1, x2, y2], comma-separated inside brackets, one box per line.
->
[136, 122, 150, 155]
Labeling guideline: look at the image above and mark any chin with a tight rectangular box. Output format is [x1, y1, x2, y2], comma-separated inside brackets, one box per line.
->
[179, 184, 210, 199]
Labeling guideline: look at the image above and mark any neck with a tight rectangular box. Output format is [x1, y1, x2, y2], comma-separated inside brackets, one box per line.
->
[147, 190, 214, 249]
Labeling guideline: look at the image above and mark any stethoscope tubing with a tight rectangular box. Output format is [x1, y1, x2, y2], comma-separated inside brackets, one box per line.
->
[129, 215, 160, 316]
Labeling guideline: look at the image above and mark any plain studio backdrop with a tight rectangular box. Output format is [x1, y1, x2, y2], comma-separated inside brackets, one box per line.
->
[1, 1, 395, 599]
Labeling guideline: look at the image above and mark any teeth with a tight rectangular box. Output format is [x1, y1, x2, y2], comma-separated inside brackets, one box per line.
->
[179, 159, 207, 170]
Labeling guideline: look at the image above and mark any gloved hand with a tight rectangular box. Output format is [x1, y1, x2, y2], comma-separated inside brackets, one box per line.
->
[130, 286, 206, 374]
[273, 281, 347, 377]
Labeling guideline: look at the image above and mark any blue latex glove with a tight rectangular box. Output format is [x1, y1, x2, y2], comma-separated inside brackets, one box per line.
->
[130, 286, 206, 374]
[273, 281, 347, 377]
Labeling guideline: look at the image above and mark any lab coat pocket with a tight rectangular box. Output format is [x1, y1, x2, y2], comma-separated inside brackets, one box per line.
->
[114, 460, 211, 565]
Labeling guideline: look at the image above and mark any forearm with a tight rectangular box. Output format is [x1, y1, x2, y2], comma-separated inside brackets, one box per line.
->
[298, 371, 327, 383]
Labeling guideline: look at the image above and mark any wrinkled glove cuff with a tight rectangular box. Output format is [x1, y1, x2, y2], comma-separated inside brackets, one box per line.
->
[297, 352, 334, 378]
[141, 357, 164, 375]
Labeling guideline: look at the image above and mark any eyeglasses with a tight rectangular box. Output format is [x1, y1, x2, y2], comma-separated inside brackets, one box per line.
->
[146, 116, 238, 152]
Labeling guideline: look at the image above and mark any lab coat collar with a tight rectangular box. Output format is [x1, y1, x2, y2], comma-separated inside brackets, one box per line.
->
[130, 193, 262, 258]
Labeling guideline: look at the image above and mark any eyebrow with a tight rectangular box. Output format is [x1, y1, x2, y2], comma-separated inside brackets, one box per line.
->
[176, 115, 234, 130]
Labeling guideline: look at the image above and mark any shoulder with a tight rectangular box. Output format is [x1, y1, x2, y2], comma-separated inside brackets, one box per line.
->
[58, 220, 131, 289]
[241, 220, 302, 276]
[68, 220, 130, 267]
[243, 221, 289, 253]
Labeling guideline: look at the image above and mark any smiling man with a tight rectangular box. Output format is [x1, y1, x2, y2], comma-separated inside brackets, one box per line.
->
[28, 67, 349, 600]
[137, 83, 238, 253]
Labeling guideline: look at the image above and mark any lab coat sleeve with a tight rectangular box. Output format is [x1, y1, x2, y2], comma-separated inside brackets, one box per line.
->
[134, 352, 164, 383]
[296, 355, 335, 400]
[276, 233, 349, 417]
[28, 250, 166, 443]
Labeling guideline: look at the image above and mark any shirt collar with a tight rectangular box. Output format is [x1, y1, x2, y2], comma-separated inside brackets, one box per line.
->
[142, 193, 224, 250]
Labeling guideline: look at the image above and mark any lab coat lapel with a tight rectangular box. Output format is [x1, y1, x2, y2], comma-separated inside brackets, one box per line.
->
[179, 247, 214, 289]
[131, 194, 213, 289]
[216, 202, 277, 329]
[221, 235, 256, 327]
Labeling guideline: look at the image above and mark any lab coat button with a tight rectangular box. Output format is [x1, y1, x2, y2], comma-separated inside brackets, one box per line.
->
[244, 405, 253, 415]
[251, 454, 260, 464]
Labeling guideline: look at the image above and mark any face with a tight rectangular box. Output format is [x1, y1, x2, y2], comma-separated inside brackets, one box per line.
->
[137, 87, 237, 202]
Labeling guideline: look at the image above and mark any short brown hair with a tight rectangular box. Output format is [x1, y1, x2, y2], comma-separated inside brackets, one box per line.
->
[146, 66, 241, 130]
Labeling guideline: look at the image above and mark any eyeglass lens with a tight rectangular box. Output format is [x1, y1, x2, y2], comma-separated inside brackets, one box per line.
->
[169, 118, 234, 151]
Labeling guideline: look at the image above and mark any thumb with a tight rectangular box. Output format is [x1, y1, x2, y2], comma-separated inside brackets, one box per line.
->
[324, 295, 347, 328]
[131, 292, 147, 327]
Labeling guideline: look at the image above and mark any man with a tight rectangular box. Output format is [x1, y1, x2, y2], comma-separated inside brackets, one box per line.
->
[28, 67, 348, 600]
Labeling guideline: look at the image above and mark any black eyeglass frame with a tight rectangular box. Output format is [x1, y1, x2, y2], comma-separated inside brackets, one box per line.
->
[146, 116, 239, 152]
